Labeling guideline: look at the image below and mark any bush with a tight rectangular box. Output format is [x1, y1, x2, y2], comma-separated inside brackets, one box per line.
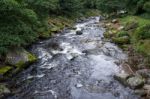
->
[143, 2, 150, 13]
[136, 24, 150, 40]
[117, 31, 129, 37]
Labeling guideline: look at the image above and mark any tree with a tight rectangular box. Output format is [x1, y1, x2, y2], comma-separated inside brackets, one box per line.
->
[58, 0, 83, 15]
[96, 0, 125, 14]
[0, 0, 55, 54]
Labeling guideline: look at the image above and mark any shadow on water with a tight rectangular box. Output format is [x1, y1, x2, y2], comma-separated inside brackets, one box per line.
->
[7, 17, 140, 99]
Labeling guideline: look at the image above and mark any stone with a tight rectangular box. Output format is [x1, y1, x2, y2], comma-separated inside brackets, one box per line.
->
[118, 26, 124, 30]
[6, 48, 37, 69]
[127, 76, 145, 89]
[76, 30, 83, 35]
[136, 69, 150, 78]
[134, 89, 147, 96]
[146, 79, 150, 84]
[0, 84, 11, 97]
[124, 21, 138, 31]
[143, 84, 150, 90]
[112, 19, 118, 23]
[105, 23, 111, 27]
[114, 73, 130, 86]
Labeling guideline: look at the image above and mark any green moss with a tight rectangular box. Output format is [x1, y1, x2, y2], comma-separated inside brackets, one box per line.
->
[144, 2, 150, 13]
[112, 36, 130, 44]
[15, 61, 25, 68]
[117, 31, 129, 37]
[39, 31, 51, 38]
[136, 40, 150, 56]
[28, 53, 37, 63]
[0, 84, 10, 94]
[135, 24, 150, 40]
[120, 16, 150, 26]
[0, 66, 12, 75]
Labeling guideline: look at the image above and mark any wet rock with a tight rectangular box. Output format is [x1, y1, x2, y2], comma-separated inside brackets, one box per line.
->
[114, 73, 130, 86]
[76, 83, 83, 88]
[0, 84, 11, 98]
[6, 48, 37, 69]
[136, 69, 150, 78]
[134, 89, 147, 97]
[127, 76, 145, 89]
[82, 49, 102, 55]
[76, 30, 83, 35]
[48, 42, 63, 51]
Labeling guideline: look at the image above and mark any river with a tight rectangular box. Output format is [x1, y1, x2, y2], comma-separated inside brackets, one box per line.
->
[7, 17, 140, 99]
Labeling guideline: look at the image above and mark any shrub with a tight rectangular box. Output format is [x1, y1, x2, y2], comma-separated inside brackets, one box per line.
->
[136, 24, 150, 40]
[143, 1, 150, 13]
[117, 31, 129, 37]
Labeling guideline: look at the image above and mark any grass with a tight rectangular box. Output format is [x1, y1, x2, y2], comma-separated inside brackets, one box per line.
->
[120, 15, 150, 26]
[119, 15, 150, 56]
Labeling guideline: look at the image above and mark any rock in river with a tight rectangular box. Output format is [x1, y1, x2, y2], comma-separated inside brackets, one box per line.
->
[127, 76, 145, 89]
[76, 30, 83, 35]
[114, 73, 130, 86]
[6, 48, 37, 70]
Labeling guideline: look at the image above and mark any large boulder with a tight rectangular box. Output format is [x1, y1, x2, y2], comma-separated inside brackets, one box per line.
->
[127, 76, 145, 89]
[6, 48, 37, 69]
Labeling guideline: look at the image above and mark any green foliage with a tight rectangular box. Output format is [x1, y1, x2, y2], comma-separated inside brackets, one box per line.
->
[136, 24, 150, 40]
[143, 1, 150, 13]
[59, 0, 83, 15]
[0, 0, 56, 55]
[125, 0, 149, 14]
[117, 31, 129, 37]
[96, 0, 125, 13]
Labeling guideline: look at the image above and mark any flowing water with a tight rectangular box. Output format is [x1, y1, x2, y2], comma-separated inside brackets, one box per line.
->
[7, 17, 140, 99]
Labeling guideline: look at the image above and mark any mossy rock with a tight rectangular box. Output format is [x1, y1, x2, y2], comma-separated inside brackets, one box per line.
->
[39, 31, 51, 39]
[124, 21, 138, 31]
[112, 36, 130, 44]
[0, 84, 11, 97]
[0, 66, 12, 75]
[104, 30, 117, 38]
[6, 48, 37, 71]
[120, 45, 129, 51]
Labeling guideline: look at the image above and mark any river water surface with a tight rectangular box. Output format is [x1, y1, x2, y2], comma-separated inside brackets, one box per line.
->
[8, 17, 140, 99]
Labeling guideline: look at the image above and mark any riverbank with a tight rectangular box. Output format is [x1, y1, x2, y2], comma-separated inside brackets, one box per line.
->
[0, 10, 101, 98]
[103, 15, 150, 98]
